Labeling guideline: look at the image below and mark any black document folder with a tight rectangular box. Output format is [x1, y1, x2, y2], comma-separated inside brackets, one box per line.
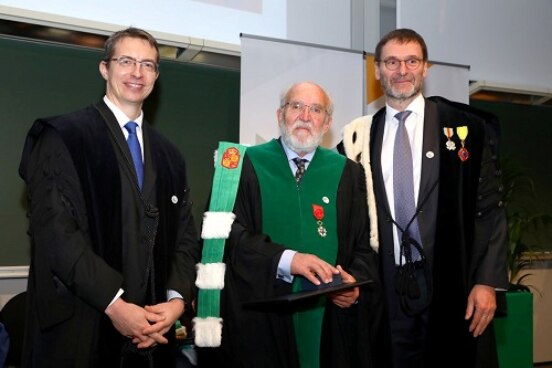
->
[242, 279, 373, 308]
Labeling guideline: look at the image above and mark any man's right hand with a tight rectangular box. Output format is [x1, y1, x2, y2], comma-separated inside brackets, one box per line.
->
[105, 298, 166, 348]
[290, 252, 339, 285]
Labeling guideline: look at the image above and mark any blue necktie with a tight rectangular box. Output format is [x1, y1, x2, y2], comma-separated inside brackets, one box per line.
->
[393, 111, 422, 262]
[124, 121, 144, 190]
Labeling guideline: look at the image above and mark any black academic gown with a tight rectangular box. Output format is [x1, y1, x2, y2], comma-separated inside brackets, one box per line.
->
[369, 96, 508, 367]
[198, 147, 390, 368]
[19, 101, 200, 368]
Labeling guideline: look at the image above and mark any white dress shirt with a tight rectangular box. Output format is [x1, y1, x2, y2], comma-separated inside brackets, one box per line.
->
[381, 94, 425, 265]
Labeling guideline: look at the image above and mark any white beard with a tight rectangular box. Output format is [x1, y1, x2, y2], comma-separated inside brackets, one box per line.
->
[279, 119, 323, 154]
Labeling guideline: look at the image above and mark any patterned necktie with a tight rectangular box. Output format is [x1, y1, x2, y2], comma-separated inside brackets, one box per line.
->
[393, 110, 422, 262]
[124, 121, 144, 190]
[292, 157, 307, 184]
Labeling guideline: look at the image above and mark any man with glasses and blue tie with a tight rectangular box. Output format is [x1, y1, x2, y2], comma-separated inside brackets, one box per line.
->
[341, 29, 508, 367]
[19, 27, 200, 367]
[200, 82, 387, 368]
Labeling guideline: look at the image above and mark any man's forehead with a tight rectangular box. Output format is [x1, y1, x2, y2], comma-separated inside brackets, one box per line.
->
[288, 84, 326, 104]
[114, 37, 157, 56]
[382, 40, 423, 57]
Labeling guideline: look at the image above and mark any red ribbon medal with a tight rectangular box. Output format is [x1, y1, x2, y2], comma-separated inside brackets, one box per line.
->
[456, 126, 470, 162]
[312, 204, 327, 237]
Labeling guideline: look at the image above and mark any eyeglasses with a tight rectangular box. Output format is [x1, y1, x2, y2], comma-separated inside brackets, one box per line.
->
[380, 58, 423, 71]
[108, 56, 159, 73]
[284, 101, 327, 117]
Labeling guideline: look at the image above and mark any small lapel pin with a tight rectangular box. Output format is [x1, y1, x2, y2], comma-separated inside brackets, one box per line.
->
[426, 151, 434, 159]
[171, 195, 178, 204]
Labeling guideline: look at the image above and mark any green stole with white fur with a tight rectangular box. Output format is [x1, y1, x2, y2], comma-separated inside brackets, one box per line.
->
[247, 139, 345, 368]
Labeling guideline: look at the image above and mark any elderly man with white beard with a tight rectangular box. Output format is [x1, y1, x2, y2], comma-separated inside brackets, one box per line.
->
[197, 82, 389, 368]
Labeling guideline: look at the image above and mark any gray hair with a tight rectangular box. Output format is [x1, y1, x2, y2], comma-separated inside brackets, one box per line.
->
[279, 82, 334, 116]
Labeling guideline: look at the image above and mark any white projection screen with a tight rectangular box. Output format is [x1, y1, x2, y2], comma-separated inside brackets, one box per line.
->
[0, 1, 285, 48]
[240, 34, 365, 149]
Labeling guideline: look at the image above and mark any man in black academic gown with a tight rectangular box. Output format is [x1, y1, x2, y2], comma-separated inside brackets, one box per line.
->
[340, 29, 508, 368]
[200, 82, 388, 368]
[19, 27, 200, 367]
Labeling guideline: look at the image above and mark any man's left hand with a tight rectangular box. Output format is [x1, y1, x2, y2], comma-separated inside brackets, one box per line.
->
[465, 284, 496, 337]
[132, 298, 185, 348]
[329, 265, 359, 308]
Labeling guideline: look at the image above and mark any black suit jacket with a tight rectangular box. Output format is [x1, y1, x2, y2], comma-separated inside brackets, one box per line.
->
[19, 100, 200, 367]
[369, 96, 508, 367]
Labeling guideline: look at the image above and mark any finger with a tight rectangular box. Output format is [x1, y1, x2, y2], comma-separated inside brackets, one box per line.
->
[473, 316, 490, 337]
[145, 311, 166, 324]
[336, 265, 356, 283]
[149, 332, 169, 344]
[144, 304, 162, 313]
[303, 270, 322, 285]
[314, 258, 339, 277]
[143, 320, 169, 335]
[309, 264, 333, 284]
[137, 337, 157, 349]
[469, 309, 492, 334]
[132, 333, 151, 346]
[333, 289, 355, 299]
[332, 297, 354, 309]
[465, 299, 476, 320]
[468, 311, 485, 332]
[331, 289, 356, 304]
[477, 313, 494, 336]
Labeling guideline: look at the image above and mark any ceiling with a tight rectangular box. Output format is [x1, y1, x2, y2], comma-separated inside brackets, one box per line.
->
[469, 80, 552, 106]
[0, 18, 240, 70]
[2, 18, 550, 106]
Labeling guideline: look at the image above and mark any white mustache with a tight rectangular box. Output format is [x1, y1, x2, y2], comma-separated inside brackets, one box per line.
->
[392, 75, 413, 84]
[292, 121, 312, 132]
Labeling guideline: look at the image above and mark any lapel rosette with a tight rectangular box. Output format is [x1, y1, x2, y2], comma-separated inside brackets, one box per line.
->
[312, 204, 327, 237]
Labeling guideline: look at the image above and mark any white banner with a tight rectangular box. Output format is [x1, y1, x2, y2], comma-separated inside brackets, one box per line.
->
[240, 34, 365, 148]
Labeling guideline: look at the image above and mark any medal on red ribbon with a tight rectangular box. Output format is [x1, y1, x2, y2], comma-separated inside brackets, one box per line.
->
[443, 127, 456, 151]
[312, 204, 327, 237]
[456, 126, 470, 162]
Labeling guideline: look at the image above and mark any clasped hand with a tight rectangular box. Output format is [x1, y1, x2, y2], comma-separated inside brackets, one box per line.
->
[105, 298, 185, 348]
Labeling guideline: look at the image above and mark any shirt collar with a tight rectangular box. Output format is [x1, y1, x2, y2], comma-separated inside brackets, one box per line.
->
[103, 96, 144, 130]
[280, 137, 316, 162]
[385, 94, 425, 121]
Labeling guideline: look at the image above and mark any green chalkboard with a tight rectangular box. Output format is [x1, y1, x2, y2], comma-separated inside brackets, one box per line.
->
[0, 36, 239, 266]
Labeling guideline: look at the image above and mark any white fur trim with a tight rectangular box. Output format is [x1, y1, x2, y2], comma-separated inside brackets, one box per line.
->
[195, 262, 226, 289]
[193, 317, 223, 347]
[342, 115, 379, 252]
[201, 211, 236, 239]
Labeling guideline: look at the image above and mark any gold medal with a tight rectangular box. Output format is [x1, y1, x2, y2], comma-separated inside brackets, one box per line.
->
[456, 126, 469, 162]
